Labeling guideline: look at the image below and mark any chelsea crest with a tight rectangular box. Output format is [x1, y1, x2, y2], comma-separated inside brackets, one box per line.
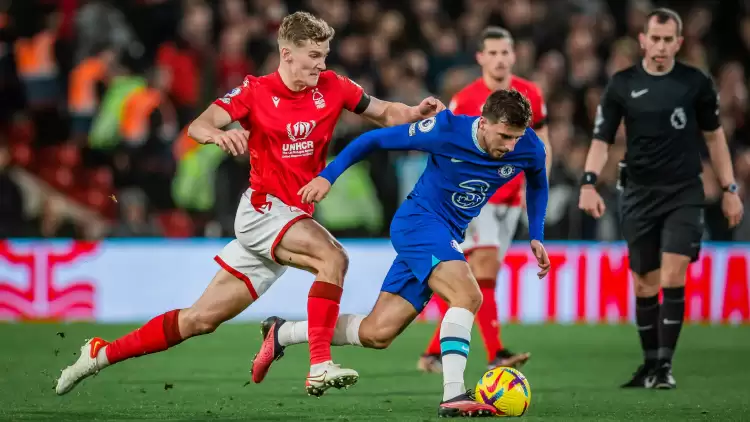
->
[498, 164, 515, 178]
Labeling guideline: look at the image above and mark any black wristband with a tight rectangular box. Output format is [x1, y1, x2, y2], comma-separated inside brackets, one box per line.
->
[581, 172, 598, 186]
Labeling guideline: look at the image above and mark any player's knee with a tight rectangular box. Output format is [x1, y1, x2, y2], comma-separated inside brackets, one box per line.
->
[633, 272, 660, 297]
[660, 268, 687, 288]
[180, 308, 221, 336]
[447, 284, 483, 314]
[360, 326, 396, 350]
[659, 253, 691, 288]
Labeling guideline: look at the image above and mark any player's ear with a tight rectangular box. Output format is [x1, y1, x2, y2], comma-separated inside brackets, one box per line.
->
[475, 51, 484, 66]
[676, 36, 684, 51]
[279, 45, 293, 63]
[638, 33, 646, 50]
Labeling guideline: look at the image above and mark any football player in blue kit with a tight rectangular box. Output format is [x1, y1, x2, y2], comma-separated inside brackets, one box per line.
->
[254, 89, 551, 418]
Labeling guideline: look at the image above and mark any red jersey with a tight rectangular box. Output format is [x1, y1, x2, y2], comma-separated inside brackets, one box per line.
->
[449, 76, 547, 206]
[213, 70, 365, 214]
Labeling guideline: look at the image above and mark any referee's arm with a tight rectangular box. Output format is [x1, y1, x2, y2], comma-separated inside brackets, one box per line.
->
[697, 78, 735, 190]
[584, 80, 623, 180]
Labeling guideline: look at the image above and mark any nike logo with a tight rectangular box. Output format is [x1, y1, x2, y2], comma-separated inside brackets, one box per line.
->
[306, 372, 327, 383]
[486, 373, 502, 393]
[451, 158, 463, 163]
[89, 338, 107, 359]
[637, 325, 653, 331]
[631, 89, 649, 98]
[663, 319, 682, 325]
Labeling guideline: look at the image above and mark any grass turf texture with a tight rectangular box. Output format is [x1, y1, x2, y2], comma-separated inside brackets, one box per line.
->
[2, 323, 749, 421]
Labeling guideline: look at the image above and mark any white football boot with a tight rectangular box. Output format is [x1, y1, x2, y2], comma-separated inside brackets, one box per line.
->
[305, 361, 359, 397]
[56, 338, 110, 395]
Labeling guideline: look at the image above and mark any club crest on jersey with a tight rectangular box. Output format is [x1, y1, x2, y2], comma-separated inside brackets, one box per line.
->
[312, 88, 326, 109]
[450, 240, 463, 253]
[418, 117, 436, 133]
[498, 165, 515, 178]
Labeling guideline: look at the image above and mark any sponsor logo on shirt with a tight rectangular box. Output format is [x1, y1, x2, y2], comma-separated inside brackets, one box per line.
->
[284, 120, 317, 158]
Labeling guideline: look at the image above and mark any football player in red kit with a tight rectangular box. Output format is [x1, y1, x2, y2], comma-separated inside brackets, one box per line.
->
[56, 11, 444, 398]
[418, 27, 552, 373]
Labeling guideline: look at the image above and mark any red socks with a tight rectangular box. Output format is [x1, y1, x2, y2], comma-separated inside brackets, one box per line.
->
[106, 309, 184, 365]
[424, 279, 503, 362]
[425, 295, 449, 355]
[307, 281, 343, 365]
[477, 280, 503, 361]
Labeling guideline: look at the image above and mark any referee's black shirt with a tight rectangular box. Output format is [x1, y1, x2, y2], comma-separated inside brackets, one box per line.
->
[593, 61, 721, 186]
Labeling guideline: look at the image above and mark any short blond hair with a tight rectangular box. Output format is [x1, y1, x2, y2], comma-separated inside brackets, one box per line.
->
[278, 12, 335, 46]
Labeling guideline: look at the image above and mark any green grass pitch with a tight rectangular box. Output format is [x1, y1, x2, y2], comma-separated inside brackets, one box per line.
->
[2, 323, 749, 421]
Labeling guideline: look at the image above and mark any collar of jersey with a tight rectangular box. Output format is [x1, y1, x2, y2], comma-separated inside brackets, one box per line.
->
[471, 118, 487, 154]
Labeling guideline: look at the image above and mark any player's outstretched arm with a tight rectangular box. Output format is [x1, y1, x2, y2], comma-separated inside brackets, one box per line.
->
[525, 162, 550, 279]
[318, 114, 446, 186]
[359, 96, 446, 127]
[187, 104, 248, 156]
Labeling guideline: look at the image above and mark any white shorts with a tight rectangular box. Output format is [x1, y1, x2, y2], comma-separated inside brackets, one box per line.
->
[214, 188, 310, 299]
[460, 204, 523, 259]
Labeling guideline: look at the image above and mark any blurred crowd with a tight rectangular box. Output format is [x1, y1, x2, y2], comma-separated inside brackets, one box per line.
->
[1, 0, 749, 241]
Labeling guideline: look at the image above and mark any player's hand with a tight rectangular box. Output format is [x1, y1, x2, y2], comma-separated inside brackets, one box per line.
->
[298, 177, 332, 204]
[578, 185, 606, 219]
[415, 96, 446, 118]
[208, 129, 249, 156]
[530, 240, 551, 279]
[722, 191, 744, 228]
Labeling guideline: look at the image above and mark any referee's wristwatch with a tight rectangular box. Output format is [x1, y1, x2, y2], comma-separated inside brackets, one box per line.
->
[723, 183, 739, 194]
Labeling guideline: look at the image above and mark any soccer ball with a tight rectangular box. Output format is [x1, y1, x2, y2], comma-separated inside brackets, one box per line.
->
[475, 367, 531, 417]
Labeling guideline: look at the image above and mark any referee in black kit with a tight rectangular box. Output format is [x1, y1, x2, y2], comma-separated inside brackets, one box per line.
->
[578, 8, 744, 389]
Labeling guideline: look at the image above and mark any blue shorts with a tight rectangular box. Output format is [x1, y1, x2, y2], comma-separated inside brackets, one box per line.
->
[381, 203, 466, 312]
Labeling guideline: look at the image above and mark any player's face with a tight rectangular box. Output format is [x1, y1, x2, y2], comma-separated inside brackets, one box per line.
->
[284, 39, 330, 87]
[476, 38, 516, 82]
[639, 18, 683, 70]
[479, 118, 526, 159]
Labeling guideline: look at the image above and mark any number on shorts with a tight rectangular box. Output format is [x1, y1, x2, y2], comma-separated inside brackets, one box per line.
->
[452, 179, 490, 209]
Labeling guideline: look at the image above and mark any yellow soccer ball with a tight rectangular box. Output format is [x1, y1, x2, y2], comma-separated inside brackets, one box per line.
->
[475, 367, 531, 417]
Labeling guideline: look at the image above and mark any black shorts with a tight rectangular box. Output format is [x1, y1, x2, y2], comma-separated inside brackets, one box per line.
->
[619, 179, 705, 275]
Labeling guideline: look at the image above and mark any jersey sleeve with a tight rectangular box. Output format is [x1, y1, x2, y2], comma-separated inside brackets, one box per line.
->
[696, 73, 721, 132]
[212, 76, 254, 121]
[319, 111, 452, 184]
[336, 74, 370, 114]
[529, 86, 548, 129]
[592, 76, 624, 144]
[523, 132, 548, 242]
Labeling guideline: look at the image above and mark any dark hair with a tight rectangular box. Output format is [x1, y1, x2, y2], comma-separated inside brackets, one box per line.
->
[644, 8, 683, 36]
[482, 89, 531, 128]
[477, 26, 513, 52]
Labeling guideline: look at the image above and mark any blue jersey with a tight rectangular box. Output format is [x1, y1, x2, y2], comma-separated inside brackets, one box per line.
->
[319, 110, 549, 242]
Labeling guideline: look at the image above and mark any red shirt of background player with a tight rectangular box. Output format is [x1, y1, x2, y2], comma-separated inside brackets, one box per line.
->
[212, 70, 364, 215]
[449, 76, 547, 206]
